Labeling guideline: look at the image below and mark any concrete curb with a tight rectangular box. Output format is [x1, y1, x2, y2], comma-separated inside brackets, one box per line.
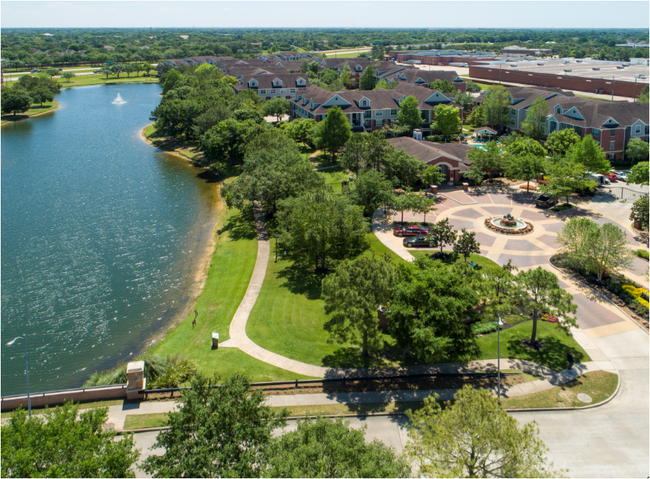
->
[120, 374, 622, 435]
[547, 257, 649, 335]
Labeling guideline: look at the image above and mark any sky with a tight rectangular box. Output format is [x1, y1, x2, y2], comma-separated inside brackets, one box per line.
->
[2, 1, 649, 29]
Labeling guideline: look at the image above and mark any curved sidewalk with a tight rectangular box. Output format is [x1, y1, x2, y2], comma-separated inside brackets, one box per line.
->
[227, 208, 603, 389]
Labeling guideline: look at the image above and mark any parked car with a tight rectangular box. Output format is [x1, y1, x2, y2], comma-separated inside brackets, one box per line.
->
[404, 235, 431, 248]
[609, 174, 619, 182]
[58, 68, 63, 71]
[534, 193, 556, 208]
[30, 69, 38, 73]
[612, 170, 628, 181]
[393, 225, 429, 237]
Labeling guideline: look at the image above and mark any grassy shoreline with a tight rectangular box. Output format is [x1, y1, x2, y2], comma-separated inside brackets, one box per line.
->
[1, 100, 59, 125]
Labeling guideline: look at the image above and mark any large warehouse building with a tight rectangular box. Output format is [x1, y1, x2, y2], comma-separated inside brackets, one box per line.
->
[469, 59, 649, 98]
[388, 50, 497, 66]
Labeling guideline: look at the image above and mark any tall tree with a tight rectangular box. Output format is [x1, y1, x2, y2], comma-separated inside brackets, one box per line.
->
[347, 170, 395, 217]
[584, 222, 633, 283]
[340, 133, 370, 175]
[266, 417, 410, 478]
[625, 138, 650, 163]
[432, 104, 461, 141]
[544, 128, 581, 156]
[427, 218, 457, 255]
[406, 386, 559, 478]
[263, 97, 290, 122]
[520, 97, 549, 140]
[359, 65, 376, 90]
[397, 95, 422, 133]
[277, 191, 368, 270]
[566, 135, 611, 174]
[380, 148, 423, 188]
[143, 374, 286, 478]
[283, 117, 317, 147]
[627, 161, 649, 185]
[515, 267, 577, 348]
[392, 191, 422, 223]
[453, 228, 481, 263]
[322, 254, 397, 356]
[222, 148, 324, 216]
[506, 137, 547, 158]
[453, 90, 474, 113]
[506, 153, 546, 192]
[481, 86, 511, 133]
[29, 87, 54, 106]
[557, 217, 599, 268]
[540, 158, 592, 205]
[1, 90, 32, 117]
[389, 258, 480, 363]
[422, 165, 445, 187]
[314, 105, 352, 158]
[2, 402, 139, 478]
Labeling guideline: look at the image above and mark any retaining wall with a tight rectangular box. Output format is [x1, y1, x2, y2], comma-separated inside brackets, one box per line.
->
[1, 385, 127, 412]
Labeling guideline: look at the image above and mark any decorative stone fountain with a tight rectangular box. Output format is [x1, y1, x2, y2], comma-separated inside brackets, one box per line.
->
[485, 213, 534, 235]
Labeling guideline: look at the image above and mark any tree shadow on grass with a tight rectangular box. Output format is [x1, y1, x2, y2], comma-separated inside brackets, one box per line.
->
[506, 334, 587, 372]
[218, 208, 257, 241]
[276, 261, 324, 301]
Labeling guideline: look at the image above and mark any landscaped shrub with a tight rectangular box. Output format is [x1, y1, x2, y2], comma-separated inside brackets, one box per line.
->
[472, 322, 499, 335]
[426, 134, 446, 143]
[636, 249, 649, 260]
[622, 285, 650, 309]
[84, 355, 197, 387]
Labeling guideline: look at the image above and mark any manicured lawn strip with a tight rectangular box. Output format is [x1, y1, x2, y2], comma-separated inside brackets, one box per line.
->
[123, 412, 168, 430]
[60, 76, 158, 88]
[247, 232, 406, 369]
[272, 401, 423, 417]
[475, 321, 591, 371]
[1, 101, 59, 124]
[410, 250, 502, 271]
[365, 231, 406, 264]
[501, 371, 618, 409]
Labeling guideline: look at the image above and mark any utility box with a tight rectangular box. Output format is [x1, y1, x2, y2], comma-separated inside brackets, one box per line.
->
[126, 361, 146, 400]
[430, 185, 438, 194]
[463, 183, 469, 191]
[212, 332, 219, 349]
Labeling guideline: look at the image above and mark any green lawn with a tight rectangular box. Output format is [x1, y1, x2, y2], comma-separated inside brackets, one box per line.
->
[60, 75, 158, 88]
[247, 232, 407, 369]
[147, 206, 312, 382]
[475, 321, 591, 371]
[501, 370, 618, 409]
[318, 167, 350, 194]
[123, 412, 169, 430]
[410, 250, 502, 271]
[1, 101, 58, 124]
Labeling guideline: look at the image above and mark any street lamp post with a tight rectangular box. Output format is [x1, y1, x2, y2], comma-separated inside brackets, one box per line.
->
[275, 233, 279, 262]
[7, 334, 31, 418]
[497, 316, 504, 403]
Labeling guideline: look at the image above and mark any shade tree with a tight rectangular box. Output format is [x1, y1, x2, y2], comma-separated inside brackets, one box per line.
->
[520, 97, 549, 141]
[406, 387, 559, 478]
[427, 218, 457, 254]
[515, 267, 578, 348]
[346, 169, 395, 217]
[453, 228, 481, 263]
[322, 254, 398, 356]
[432, 104, 461, 142]
[314, 105, 352, 157]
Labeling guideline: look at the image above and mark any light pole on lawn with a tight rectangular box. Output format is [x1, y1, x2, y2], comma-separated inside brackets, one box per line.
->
[7, 334, 31, 418]
[497, 315, 504, 403]
[275, 233, 279, 262]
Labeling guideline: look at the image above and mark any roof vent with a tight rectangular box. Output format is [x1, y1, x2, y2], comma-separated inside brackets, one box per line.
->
[593, 67, 600, 71]
[564, 69, 572, 73]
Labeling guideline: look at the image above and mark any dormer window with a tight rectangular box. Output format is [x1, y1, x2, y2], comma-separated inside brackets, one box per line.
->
[361, 100, 368, 107]
[556, 106, 561, 114]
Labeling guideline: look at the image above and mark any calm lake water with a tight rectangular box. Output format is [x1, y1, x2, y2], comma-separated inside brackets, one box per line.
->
[1, 83, 220, 396]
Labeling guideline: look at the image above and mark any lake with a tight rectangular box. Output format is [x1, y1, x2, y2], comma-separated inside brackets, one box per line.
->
[1, 83, 220, 396]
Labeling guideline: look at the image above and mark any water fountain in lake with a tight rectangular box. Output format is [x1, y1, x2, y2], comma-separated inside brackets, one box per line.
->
[112, 93, 127, 105]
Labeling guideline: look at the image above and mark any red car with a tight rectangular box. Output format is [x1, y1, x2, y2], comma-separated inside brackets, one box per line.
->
[609, 174, 618, 182]
[393, 225, 429, 237]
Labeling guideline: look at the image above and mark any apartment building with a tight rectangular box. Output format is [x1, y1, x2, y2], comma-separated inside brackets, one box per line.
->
[476, 86, 649, 161]
[289, 84, 461, 133]
[234, 74, 310, 99]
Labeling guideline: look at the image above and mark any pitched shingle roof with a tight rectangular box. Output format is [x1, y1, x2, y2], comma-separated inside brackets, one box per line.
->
[234, 73, 310, 91]
[388, 137, 475, 171]
[547, 97, 649, 129]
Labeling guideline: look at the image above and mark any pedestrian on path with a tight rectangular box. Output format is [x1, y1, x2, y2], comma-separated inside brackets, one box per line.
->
[567, 350, 574, 370]
[192, 309, 198, 329]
